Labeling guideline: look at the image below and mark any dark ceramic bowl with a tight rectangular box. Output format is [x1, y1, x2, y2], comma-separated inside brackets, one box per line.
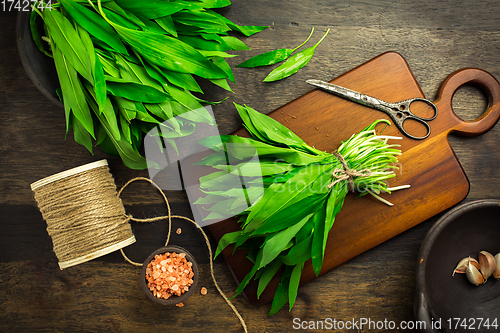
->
[16, 10, 62, 108]
[140, 245, 199, 305]
[415, 200, 500, 333]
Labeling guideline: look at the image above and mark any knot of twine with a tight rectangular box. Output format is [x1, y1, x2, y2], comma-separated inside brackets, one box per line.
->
[32, 166, 247, 333]
[327, 151, 372, 191]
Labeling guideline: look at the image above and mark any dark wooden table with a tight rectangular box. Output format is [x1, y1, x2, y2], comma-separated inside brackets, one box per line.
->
[1, 1, 500, 332]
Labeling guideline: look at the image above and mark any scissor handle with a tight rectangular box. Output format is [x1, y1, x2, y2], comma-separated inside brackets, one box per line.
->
[394, 98, 439, 121]
[380, 99, 436, 139]
[387, 111, 432, 140]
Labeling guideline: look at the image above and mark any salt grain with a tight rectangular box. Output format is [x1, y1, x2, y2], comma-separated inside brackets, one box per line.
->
[145, 252, 195, 300]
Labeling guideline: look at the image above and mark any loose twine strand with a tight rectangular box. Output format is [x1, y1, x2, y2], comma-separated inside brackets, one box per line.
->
[328, 151, 372, 190]
[33, 166, 246, 333]
[117, 177, 247, 333]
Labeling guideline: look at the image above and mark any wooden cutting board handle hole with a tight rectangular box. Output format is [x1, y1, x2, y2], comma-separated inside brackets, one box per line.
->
[436, 67, 500, 137]
[451, 84, 489, 121]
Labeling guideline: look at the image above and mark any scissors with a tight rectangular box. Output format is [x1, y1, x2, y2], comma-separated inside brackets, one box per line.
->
[306, 79, 438, 140]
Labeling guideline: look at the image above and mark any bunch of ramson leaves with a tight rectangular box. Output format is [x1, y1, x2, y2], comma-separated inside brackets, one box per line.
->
[195, 104, 409, 315]
[237, 27, 330, 82]
[30, 0, 267, 169]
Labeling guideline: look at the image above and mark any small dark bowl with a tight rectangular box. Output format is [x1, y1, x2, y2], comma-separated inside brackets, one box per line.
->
[140, 245, 199, 305]
[16, 10, 62, 108]
[415, 200, 500, 333]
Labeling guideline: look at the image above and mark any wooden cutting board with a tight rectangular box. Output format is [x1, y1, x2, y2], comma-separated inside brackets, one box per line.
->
[205, 51, 500, 305]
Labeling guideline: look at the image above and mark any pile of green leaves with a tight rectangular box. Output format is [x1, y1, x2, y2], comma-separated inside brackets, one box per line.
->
[236, 27, 330, 82]
[30, 0, 267, 169]
[195, 104, 409, 315]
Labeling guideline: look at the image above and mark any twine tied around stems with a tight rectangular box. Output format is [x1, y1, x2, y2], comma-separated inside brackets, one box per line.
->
[327, 151, 372, 191]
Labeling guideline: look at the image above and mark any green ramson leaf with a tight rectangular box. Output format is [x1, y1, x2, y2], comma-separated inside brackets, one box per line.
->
[84, 82, 147, 169]
[44, 9, 93, 82]
[212, 160, 293, 177]
[178, 34, 228, 51]
[209, 78, 233, 92]
[101, 98, 121, 141]
[149, 61, 203, 93]
[198, 0, 232, 9]
[84, 79, 121, 141]
[199, 171, 244, 192]
[257, 259, 283, 299]
[29, 9, 52, 58]
[325, 183, 348, 232]
[237, 27, 314, 68]
[269, 266, 292, 316]
[245, 163, 332, 231]
[221, 36, 250, 51]
[311, 202, 327, 277]
[229, 186, 263, 210]
[119, 113, 132, 144]
[259, 213, 312, 269]
[53, 46, 94, 138]
[167, 88, 216, 125]
[93, 57, 107, 111]
[230, 248, 264, 299]
[111, 25, 228, 79]
[223, 136, 324, 165]
[238, 49, 293, 68]
[115, 54, 164, 90]
[211, 56, 235, 82]
[102, 0, 147, 27]
[114, 0, 187, 19]
[211, 11, 268, 37]
[113, 95, 135, 118]
[106, 81, 170, 103]
[77, 25, 107, 112]
[172, 10, 231, 34]
[101, 7, 142, 30]
[97, 52, 120, 77]
[155, 16, 177, 37]
[263, 29, 330, 82]
[72, 115, 94, 154]
[288, 261, 305, 310]
[196, 50, 239, 58]
[280, 233, 313, 266]
[235, 103, 320, 154]
[251, 191, 329, 236]
[57, 0, 128, 55]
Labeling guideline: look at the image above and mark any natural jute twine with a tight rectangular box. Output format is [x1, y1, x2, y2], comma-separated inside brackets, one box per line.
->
[31, 160, 135, 269]
[31, 160, 247, 333]
[328, 151, 372, 190]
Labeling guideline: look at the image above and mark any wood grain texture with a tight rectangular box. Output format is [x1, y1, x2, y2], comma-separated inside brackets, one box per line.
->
[2, 0, 500, 332]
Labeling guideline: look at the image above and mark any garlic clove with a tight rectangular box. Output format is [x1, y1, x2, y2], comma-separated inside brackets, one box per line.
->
[493, 253, 500, 279]
[466, 261, 485, 286]
[478, 251, 497, 281]
[453, 257, 480, 276]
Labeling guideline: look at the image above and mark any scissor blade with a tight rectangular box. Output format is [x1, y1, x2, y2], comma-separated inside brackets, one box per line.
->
[306, 79, 378, 108]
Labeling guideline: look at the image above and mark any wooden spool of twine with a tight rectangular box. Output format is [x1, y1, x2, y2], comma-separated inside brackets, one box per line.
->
[31, 160, 247, 332]
[30, 160, 136, 270]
